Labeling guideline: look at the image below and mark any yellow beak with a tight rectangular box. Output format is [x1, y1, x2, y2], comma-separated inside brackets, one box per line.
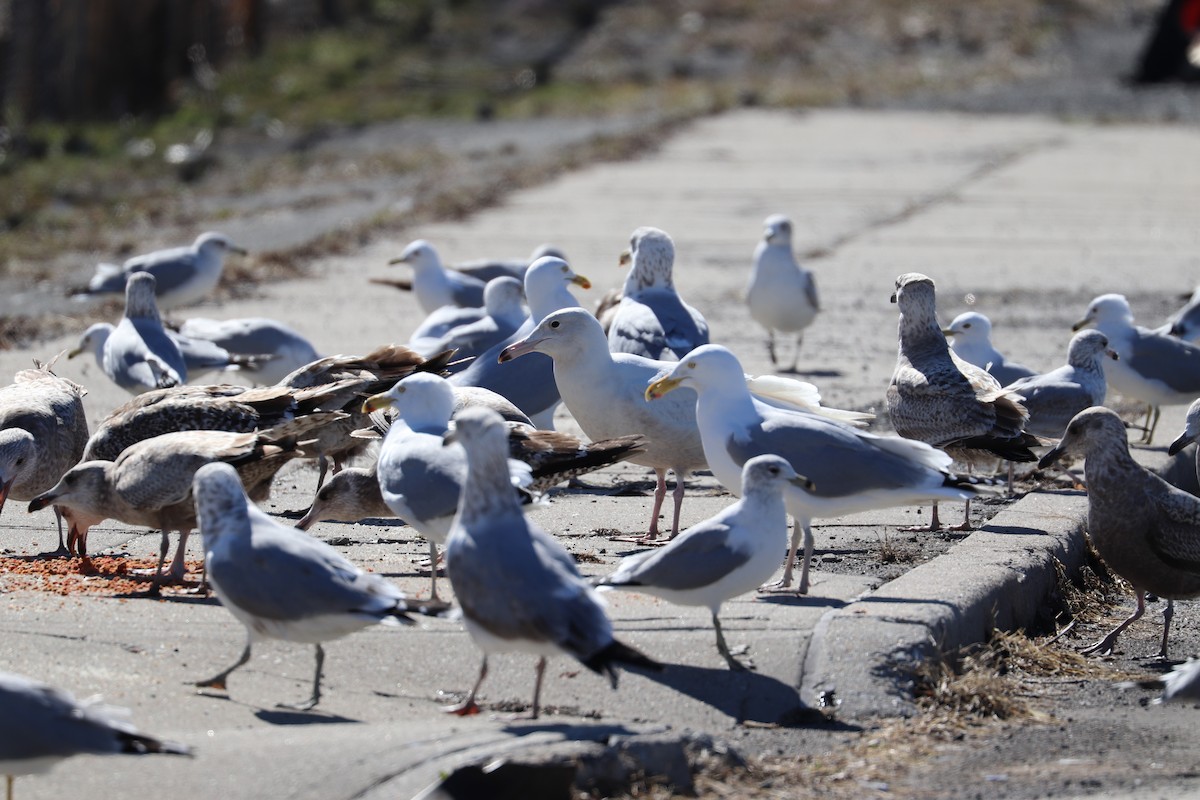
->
[361, 391, 395, 414]
[619, 250, 631, 268]
[645, 375, 683, 401]
[571, 274, 592, 290]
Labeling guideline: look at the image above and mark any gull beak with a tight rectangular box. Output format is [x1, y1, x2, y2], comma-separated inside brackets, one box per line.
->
[294, 506, 318, 531]
[1071, 317, 1090, 332]
[1106, 348, 1119, 361]
[499, 337, 546, 363]
[66, 347, 83, 359]
[27, 485, 56, 513]
[645, 374, 683, 401]
[790, 474, 816, 492]
[889, 292, 897, 304]
[571, 274, 592, 290]
[361, 391, 396, 414]
[1038, 442, 1068, 470]
[941, 327, 955, 337]
[230, 245, 249, 256]
[0, 476, 12, 514]
[387, 255, 412, 266]
[618, 250, 631, 268]
[1168, 430, 1196, 456]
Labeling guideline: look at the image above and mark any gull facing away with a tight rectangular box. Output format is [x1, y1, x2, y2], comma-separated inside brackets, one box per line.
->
[71, 272, 187, 394]
[607, 226, 709, 360]
[0, 670, 190, 799]
[1041, 407, 1200, 658]
[450, 256, 591, 429]
[192, 462, 443, 710]
[1073, 293, 1200, 444]
[943, 312, 1037, 387]
[408, 276, 527, 369]
[0, 358, 89, 554]
[597, 455, 812, 670]
[440, 407, 663, 719]
[647, 344, 990, 594]
[70, 322, 272, 383]
[887, 273, 1038, 530]
[175, 316, 321, 386]
[746, 214, 819, 372]
[80, 231, 246, 309]
[387, 239, 486, 313]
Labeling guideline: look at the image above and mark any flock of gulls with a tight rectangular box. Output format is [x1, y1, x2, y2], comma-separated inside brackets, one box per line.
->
[5, 215, 1200, 794]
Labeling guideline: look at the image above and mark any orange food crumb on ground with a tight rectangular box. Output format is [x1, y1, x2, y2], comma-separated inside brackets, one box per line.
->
[0, 555, 206, 596]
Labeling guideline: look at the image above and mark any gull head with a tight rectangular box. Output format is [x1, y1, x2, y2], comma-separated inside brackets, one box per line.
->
[68, 322, 114, 361]
[0, 428, 35, 512]
[741, 454, 815, 497]
[441, 405, 506, 453]
[483, 276, 526, 319]
[762, 214, 794, 246]
[195, 232, 247, 257]
[124, 272, 163, 320]
[499, 308, 602, 363]
[193, 462, 249, 541]
[646, 344, 742, 401]
[1066, 329, 1119, 369]
[525, 255, 590, 293]
[890, 272, 936, 310]
[1038, 406, 1128, 469]
[295, 468, 377, 530]
[388, 239, 440, 270]
[942, 311, 993, 344]
[626, 227, 676, 291]
[362, 372, 455, 430]
[27, 461, 109, 522]
[1168, 398, 1200, 456]
[1073, 294, 1133, 332]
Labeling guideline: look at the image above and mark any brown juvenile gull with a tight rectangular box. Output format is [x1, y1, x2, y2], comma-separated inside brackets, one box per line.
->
[745, 214, 819, 372]
[606, 226, 709, 361]
[75, 272, 188, 394]
[29, 414, 343, 593]
[1041, 407, 1200, 658]
[80, 231, 246, 309]
[440, 407, 663, 719]
[0, 670, 190, 798]
[192, 462, 443, 710]
[886, 272, 1038, 530]
[597, 455, 812, 671]
[647, 344, 993, 594]
[0, 358, 89, 554]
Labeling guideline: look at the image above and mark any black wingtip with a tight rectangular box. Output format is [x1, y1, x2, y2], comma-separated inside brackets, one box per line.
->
[583, 639, 665, 688]
[120, 732, 193, 757]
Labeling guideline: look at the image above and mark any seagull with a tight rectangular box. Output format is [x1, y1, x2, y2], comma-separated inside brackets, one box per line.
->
[745, 214, 819, 372]
[1167, 399, 1200, 490]
[597, 455, 812, 670]
[174, 317, 321, 386]
[1138, 658, 1200, 704]
[1158, 285, 1200, 343]
[0, 357, 89, 554]
[943, 312, 1037, 387]
[440, 407, 663, 719]
[606, 227, 709, 361]
[387, 239, 486, 313]
[1040, 407, 1200, 658]
[0, 670, 190, 798]
[1005, 330, 1118, 439]
[1073, 293, 1200, 444]
[887, 273, 1038, 530]
[80, 231, 246, 309]
[373, 244, 563, 294]
[647, 344, 993, 593]
[191, 462, 443, 710]
[71, 272, 187, 394]
[28, 415, 340, 592]
[70, 322, 272, 383]
[449, 256, 591, 429]
[408, 276, 527, 368]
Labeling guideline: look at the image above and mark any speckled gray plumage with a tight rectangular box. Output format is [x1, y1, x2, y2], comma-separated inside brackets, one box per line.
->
[1005, 329, 1116, 439]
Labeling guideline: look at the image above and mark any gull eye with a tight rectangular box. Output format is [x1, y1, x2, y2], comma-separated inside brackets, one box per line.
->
[550, 320, 560, 329]
[962, 323, 971, 329]
[687, 361, 696, 369]
[768, 465, 779, 475]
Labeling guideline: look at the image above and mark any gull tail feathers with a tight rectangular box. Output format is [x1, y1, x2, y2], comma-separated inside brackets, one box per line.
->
[583, 639, 664, 689]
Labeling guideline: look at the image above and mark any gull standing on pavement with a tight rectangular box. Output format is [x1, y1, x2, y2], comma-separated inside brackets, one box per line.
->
[746, 214, 819, 372]
[1041, 407, 1200, 658]
[1004, 330, 1118, 439]
[192, 462, 441, 710]
[440, 407, 663, 719]
[597, 455, 811, 670]
[0, 670, 190, 798]
[1073, 293, 1200, 444]
[647, 344, 992, 593]
[607, 226, 709, 360]
[887, 273, 1038, 530]
[80, 231, 246, 309]
[943, 311, 1037, 387]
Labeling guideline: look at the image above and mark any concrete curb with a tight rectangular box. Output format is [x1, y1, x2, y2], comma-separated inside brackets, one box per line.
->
[801, 490, 1091, 719]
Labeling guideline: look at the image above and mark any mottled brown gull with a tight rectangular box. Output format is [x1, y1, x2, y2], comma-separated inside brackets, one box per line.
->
[0, 670, 189, 798]
[0, 358, 89, 554]
[886, 272, 1038, 530]
[440, 407, 663, 719]
[606, 227, 709, 361]
[647, 344, 992, 594]
[1041, 407, 1200, 658]
[29, 414, 343, 592]
[746, 214, 819, 372]
[192, 462, 443, 711]
[597, 455, 811, 671]
[80, 231, 245, 309]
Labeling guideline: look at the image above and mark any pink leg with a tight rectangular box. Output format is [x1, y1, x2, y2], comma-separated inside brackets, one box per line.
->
[1083, 588, 1146, 655]
[668, 470, 686, 539]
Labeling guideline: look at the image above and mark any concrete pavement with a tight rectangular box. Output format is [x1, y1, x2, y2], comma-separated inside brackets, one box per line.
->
[2, 108, 1200, 797]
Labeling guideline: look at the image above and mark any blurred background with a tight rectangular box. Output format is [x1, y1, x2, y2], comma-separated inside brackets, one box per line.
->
[0, 0, 1195, 341]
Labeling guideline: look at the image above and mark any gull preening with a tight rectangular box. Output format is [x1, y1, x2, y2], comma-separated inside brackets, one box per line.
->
[192, 462, 442, 710]
[80, 231, 246, 309]
[1040, 407, 1200, 658]
[597, 455, 810, 670]
[746, 214, 819, 372]
[440, 407, 663, 719]
[943, 311, 1037, 388]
